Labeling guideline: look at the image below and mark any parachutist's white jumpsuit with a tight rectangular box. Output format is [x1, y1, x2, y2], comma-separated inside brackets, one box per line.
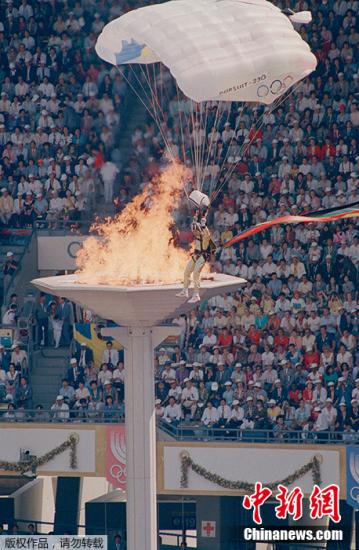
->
[183, 221, 212, 292]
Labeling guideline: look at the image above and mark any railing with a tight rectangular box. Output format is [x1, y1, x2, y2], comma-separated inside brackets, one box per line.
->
[158, 420, 359, 445]
[0, 408, 125, 424]
[34, 218, 93, 235]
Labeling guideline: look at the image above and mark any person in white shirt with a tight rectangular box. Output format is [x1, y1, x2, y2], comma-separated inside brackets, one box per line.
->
[162, 363, 176, 383]
[217, 398, 231, 427]
[112, 363, 125, 385]
[202, 328, 217, 348]
[320, 399, 337, 431]
[51, 395, 70, 422]
[163, 396, 182, 424]
[155, 399, 164, 419]
[201, 401, 219, 426]
[189, 363, 204, 383]
[98, 364, 113, 387]
[102, 341, 119, 367]
[181, 379, 199, 418]
[168, 379, 182, 402]
[227, 400, 244, 428]
[100, 160, 119, 203]
[312, 380, 327, 405]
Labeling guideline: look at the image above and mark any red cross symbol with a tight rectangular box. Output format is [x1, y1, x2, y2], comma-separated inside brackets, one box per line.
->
[202, 521, 215, 537]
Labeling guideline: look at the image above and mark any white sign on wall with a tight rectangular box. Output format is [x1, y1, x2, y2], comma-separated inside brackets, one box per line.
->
[37, 236, 91, 271]
[0, 428, 96, 474]
[163, 445, 341, 495]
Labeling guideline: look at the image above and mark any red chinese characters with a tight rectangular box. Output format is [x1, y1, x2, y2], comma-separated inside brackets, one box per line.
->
[275, 484, 304, 521]
[243, 482, 272, 524]
[309, 484, 341, 523]
[243, 483, 341, 525]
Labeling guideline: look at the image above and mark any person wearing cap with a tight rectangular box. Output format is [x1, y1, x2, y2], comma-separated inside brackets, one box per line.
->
[167, 379, 182, 403]
[321, 398, 337, 432]
[76, 341, 94, 368]
[67, 357, 84, 388]
[162, 362, 176, 383]
[222, 380, 234, 405]
[189, 362, 204, 383]
[181, 378, 199, 419]
[10, 343, 28, 372]
[3, 252, 18, 290]
[157, 347, 170, 367]
[335, 402, 349, 432]
[155, 399, 165, 419]
[267, 399, 282, 424]
[51, 394, 70, 422]
[227, 400, 244, 429]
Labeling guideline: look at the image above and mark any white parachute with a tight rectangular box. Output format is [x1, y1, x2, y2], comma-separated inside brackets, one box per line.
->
[96, 0, 316, 105]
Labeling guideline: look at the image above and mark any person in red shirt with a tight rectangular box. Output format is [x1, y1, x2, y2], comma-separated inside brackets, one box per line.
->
[321, 138, 335, 160]
[274, 329, 289, 350]
[248, 325, 261, 346]
[304, 348, 320, 369]
[288, 382, 302, 407]
[268, 312, 281, 334]
[217, 328, 233, 349]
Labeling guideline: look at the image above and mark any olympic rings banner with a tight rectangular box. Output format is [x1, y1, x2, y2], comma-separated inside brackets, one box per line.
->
[106, 425, 126, 491]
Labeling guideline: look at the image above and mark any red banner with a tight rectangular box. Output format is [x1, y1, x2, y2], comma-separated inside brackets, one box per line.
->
[106, 425, 126, 491]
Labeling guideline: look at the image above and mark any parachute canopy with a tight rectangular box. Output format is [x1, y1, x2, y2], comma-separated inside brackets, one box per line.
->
[95, 0, 317, 105]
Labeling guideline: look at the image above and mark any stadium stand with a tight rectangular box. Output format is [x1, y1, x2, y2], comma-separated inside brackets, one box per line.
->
[0, 0, 357, 439]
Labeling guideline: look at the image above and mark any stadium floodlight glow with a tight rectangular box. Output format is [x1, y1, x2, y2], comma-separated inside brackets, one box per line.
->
[32, 273, 245, 550]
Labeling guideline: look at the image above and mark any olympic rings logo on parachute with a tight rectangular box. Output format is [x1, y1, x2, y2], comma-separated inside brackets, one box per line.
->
[257, 75, 294, 98]
[218, 74, 267, 96]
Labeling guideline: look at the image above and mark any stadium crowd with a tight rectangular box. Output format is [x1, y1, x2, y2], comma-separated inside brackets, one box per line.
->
[0, 0, 129, 232]
[0, 0, 358, 437]
[147, 0, 358, 440]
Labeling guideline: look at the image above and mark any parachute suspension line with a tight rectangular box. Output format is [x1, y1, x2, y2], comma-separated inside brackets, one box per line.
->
[175, 82, 196, 192]
[142, 63, 178, 163]
[177, 86, 198, 181]
[211, 81, 302, 203]
[190, 99, 200, 190]
[214, 100, 249, 191]
[118, 64, 176, 164]
[199, 101, 222, 194]
[198, 101, 209, 193]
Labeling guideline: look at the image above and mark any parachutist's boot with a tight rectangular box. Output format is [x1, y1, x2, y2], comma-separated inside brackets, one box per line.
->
[176, 288, 189, 298]
[188, 293, 200, 303]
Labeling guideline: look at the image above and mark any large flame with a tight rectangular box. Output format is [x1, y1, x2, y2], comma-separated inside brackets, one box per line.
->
[76, 162, 193, 285]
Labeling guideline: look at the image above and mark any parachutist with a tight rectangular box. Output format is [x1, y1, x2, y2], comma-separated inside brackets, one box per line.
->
[176, 211, 216, 303]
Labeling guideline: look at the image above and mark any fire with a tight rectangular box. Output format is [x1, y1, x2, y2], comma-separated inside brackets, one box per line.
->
[76, 162, 193, 285]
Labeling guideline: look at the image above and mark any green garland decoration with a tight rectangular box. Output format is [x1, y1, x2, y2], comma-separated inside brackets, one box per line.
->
[0, 433, 79, 475]
[180, 451, 322, 492]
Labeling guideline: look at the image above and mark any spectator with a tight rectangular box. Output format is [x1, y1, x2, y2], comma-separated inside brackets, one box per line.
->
[51, 395, 70, 422]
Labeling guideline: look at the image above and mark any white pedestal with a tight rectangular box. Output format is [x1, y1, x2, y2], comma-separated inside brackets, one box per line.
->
[102, 326, 181, 550]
